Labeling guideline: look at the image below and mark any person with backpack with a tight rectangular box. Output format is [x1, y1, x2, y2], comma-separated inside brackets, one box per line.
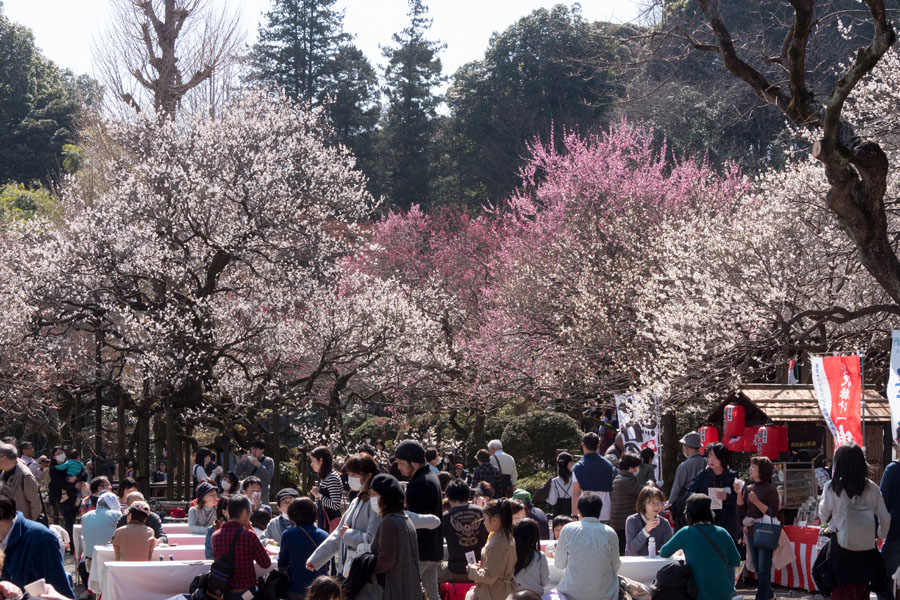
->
[546, 452, 573, 517]
[660, 493, 741, 600]
[210, 495, 272, 599]
[818, 442, 891, 600]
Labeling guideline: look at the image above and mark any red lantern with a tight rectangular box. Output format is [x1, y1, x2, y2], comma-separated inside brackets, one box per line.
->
[699, 426, 719, 449]
[756, 426, 780, 460]
[775, 425, 789, 453]
[723, 404, 745, 439]
[741, 426, 760, 452]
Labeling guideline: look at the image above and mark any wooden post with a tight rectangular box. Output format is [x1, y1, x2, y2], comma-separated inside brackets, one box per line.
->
[165, 401, 175, 500]
[117, 395, 127, 481]
[272, 395, 281, 499]
[184, 437, 192, 501]
[94, 329, 103, 465]
[661, 409, 678, 497]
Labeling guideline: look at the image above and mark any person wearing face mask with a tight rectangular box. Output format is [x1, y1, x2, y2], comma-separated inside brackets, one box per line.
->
[368, 473, 424, 600]
[263, 488, 300, 544]
[218, 471, 239, 497]
[305, 453, 382, 577]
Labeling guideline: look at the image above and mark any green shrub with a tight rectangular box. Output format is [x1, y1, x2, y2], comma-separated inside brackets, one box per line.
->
[278, 460, 300, 492]
[500, 411, 582, 473]
[350, 416, 400, 446]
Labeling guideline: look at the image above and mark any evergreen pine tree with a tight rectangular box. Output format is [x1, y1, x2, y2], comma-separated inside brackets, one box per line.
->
[378, 0, 445, 209]
[249, 0, 379, 177]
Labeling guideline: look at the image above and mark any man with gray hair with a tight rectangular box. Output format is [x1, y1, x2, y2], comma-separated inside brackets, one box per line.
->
[487, 439, 517, 498]
[0, 443, 41, 521]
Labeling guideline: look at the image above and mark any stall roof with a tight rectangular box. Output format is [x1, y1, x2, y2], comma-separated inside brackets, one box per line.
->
[708, 384, 890, 424]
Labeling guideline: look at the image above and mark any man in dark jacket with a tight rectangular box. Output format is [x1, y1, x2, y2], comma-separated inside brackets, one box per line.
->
[0, 486, 74, 598]
[395, 439, 442, 600]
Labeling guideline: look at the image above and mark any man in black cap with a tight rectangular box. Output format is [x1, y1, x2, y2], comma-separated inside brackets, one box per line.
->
[394, 439, 442, 600]
[669, 431, 706, 529]
[264, 488, 300, 543]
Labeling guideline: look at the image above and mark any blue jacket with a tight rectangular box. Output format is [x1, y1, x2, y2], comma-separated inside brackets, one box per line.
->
[572, 452, 615, 493]
[278, 523, 329, 596]
[1, 512, 75, 598]
[881, 460, 900, 543]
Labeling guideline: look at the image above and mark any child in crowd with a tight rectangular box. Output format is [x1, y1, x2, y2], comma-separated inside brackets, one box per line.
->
[513, 518, 549, 595]
[54, 449, 85, 479]
[250, 508, 272, 538]
[551, 515, 574, 540]
[467, 499, 517, 600]
[304, 575, 343, 600]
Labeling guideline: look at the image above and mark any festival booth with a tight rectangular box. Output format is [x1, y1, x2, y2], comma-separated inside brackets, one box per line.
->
[705, 383, 891, 593]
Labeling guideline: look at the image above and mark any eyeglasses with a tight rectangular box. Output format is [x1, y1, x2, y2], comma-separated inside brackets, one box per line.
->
[647, 501, 664, 508]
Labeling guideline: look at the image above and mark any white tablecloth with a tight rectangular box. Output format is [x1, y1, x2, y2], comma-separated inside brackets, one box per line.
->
[88, 545, 208, 594]
[74, 523, 196, 559]
[103, 560, 275, 600]
[541, 539, 671, 588]
[618, 556, 673, 586]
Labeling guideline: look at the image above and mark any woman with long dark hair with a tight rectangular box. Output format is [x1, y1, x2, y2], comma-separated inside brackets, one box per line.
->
[547, 452, 573, 517]
[818, 443, 891, 600]
[513, 518, 549, 595]
[310, 446, 344, 532]
[193, 447, 215, 488]
[466, 499, 517, 600]
[306, 453, 381, 576]
[685, 442, 739, 542]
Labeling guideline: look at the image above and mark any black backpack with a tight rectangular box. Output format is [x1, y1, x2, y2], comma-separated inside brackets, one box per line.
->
[651, 559, 697, 600]
[192, 527, 241, 600]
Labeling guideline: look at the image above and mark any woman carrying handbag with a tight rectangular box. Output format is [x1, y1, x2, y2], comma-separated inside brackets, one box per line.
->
[737, 456, 780, 600]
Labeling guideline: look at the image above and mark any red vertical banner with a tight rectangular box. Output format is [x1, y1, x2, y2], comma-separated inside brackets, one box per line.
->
[811, 354, 862, 449]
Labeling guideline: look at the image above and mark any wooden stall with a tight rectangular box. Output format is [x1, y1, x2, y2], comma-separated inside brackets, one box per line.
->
[707, 384, 891, 481]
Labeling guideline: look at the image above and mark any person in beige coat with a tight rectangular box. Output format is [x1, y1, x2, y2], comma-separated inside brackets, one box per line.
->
[466, 499, 517, 600]
[0, 443, 41, 521]
[113, 501, 155, 561]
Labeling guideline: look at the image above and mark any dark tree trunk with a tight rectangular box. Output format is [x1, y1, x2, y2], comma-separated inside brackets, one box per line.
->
[661, 410, 678, 498]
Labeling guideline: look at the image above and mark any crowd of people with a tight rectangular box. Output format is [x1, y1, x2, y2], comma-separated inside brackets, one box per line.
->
[2, 426, 900, 600]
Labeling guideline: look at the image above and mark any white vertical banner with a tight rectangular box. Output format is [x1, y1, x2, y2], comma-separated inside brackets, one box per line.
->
[614, 393, 662, 485]
[888, 330, 900, 448]
[810, 354, 838, 443]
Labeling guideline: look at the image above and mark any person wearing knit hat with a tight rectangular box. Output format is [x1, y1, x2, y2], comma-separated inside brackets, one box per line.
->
[188, 482, 219, 534]
[263, 488, 301, 544]
[393, 441, 442, 600]
[113, 500, 155, 561]
[364, 473, 423, 600]
[394, 439, 427, 465]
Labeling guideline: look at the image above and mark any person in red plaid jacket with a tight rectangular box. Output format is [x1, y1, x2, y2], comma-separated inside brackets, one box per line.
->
[211, 495, 272, 597]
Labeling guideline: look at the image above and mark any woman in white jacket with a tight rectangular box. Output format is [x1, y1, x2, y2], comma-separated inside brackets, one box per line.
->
[306, 453, 381, 576]
[818, 442, 891, 600]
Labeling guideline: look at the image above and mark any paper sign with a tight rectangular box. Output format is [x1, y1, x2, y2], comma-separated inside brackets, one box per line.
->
[708, 487, 728, 510]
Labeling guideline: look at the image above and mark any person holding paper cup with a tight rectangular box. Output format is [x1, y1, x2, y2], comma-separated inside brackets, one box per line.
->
[685, 443, 739, 543]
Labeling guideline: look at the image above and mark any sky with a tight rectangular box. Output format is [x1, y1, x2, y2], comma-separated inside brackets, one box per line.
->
[3, 0, 645, 85]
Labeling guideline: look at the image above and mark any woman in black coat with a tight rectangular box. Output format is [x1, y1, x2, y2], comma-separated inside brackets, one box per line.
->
[685, 442, 739, 543]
